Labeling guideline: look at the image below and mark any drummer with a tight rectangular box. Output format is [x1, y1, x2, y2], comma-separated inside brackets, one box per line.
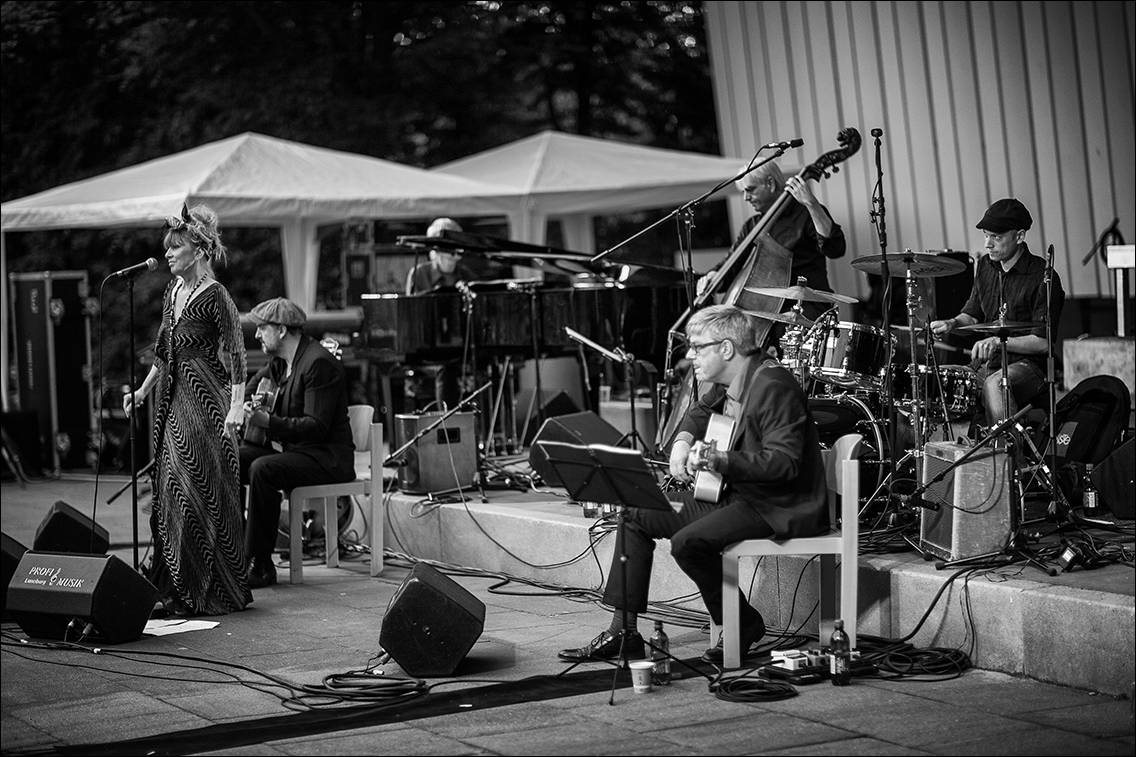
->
[930, 198, 1064, 425]
[405, 217, 476, 295]
[701, 161, 849, 341]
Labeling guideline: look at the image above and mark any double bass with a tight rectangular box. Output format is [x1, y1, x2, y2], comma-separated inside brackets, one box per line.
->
[656, 128, 863, 452]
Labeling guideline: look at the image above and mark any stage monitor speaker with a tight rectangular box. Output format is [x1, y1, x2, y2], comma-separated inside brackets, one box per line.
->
[1092, 438, 1134, 519]
[919, 441, 1013, 561]
[7, 552, 158, 643]
[527, 411, 624, 487]
[378, 562, 485, 677]
[515, 388, 580, 447]
[394, 412, 477, 495]
[2, 532, 29, 622]
[33, 501, 109, 555]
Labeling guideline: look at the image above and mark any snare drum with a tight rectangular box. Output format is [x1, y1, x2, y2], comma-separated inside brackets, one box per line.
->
[810, 321, 890, 390]
[893, 364, 980, 420]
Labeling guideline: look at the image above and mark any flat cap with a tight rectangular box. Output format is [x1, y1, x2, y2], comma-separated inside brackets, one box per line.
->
[249, 297, 306, 327]
[976, 198, 1033, 233]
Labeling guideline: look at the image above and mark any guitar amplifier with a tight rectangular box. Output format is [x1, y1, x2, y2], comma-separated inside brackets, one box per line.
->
[919, 441, 1013, 561]
[394, 412, 477, 494]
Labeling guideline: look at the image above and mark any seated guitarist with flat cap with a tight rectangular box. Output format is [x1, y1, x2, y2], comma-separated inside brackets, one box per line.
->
[558, 304, 828, 667]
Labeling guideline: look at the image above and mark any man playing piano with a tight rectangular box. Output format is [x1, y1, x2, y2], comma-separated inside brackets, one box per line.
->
[405, 217, 477, 294]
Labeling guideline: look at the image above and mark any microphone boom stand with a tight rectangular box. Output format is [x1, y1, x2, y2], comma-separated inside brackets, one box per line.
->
[565, 327, 647, 451]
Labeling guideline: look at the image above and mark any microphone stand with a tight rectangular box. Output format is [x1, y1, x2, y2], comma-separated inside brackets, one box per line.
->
[565, 327, 647, 451]
[127, 276, 141, 570]
[1042, 244, 1062, 520]
[868, 128, 900, 513]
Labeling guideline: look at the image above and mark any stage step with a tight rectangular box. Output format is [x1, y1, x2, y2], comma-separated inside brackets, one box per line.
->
[382, 488, 1134, 696]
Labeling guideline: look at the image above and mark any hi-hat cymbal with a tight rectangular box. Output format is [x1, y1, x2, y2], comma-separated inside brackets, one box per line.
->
[958, 319, 1042, 337]
[743, 284, 858, 304]
[743, 309, 816, 327]
[851, 252, 966, 278]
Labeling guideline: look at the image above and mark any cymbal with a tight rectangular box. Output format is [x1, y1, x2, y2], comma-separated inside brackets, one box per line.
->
[851, 252, 966, 278]
[743, 284, 858, 304]
[958, 319, 1042, 336]
[743, 309, 816, 327]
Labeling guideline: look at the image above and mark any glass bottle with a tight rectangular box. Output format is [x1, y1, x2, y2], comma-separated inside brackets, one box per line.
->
[829, 619, 851, 686]
[1082, 463, 1100, 517]
[649, 620, 671, 685]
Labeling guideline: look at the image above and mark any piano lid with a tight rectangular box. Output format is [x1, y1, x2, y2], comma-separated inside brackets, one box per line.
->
[396, 230, 608, 277]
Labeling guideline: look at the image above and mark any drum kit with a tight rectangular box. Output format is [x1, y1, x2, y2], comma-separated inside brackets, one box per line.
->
[743, 252, 1044, 518]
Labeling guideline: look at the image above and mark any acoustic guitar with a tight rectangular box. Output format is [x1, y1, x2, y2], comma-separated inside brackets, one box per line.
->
[690, 413, 737, 504]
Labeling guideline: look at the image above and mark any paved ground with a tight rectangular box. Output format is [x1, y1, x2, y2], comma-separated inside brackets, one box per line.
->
[2, 472, 1134, 756]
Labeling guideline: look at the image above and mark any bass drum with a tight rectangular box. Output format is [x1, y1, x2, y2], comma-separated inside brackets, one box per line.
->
[807, 393, 887, 504]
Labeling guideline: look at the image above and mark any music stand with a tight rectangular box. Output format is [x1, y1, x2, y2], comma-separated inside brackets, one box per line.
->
[536, 440, 673, 703]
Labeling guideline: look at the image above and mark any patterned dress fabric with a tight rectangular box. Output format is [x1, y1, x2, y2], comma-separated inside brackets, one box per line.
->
[150, 280, 251, 615]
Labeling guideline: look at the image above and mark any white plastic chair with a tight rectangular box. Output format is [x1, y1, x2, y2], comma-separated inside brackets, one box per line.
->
[284, 405, 385, 583]
[718, 433, 862, 668]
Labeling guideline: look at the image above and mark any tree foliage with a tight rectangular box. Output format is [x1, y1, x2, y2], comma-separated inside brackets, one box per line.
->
[2, 0, 718, 382]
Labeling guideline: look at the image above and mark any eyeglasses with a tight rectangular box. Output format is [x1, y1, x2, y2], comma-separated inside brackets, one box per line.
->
[686, 338, 727, 356]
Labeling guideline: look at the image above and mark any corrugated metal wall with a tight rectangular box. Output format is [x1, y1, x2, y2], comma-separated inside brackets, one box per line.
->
[704, 0, 1135, 303]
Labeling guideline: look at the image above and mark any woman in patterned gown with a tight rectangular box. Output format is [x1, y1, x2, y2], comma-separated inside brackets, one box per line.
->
[124, 204, 251, 617]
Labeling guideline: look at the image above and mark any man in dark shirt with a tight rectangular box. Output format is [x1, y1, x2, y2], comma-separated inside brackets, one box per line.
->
[239, 298, 355, 588]
[405, 217, 475, 294]
[931, 198, 1064, 424]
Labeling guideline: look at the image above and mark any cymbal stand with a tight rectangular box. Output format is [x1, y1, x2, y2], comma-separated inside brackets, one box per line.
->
[867, 128, 902, 516]
[902, 265, 927, 486]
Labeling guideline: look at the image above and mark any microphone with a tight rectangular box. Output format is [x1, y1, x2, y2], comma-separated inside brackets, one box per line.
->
[764, 139, 804, 150]
[871, 128, 883, 138]
[109, 258, 158, 280]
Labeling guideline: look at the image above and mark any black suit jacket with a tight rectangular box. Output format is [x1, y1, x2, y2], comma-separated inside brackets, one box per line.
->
[678, 355, 829, 538]
[246, 335, 354, 479]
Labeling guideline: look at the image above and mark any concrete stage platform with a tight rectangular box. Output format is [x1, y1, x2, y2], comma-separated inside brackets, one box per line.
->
[2, 472, 1134, 755]
[380, 467, 1135, 699]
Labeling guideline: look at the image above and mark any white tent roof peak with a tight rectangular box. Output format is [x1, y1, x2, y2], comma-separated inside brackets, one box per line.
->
[435, 129, 747, 196]
[1, 131, 519, 231]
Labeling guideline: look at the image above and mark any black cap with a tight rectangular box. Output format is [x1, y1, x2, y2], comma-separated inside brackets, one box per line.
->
[976, 198, 1033, 233]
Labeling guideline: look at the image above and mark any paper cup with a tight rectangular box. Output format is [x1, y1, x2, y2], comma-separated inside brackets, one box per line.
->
[628, 660, 654, 693]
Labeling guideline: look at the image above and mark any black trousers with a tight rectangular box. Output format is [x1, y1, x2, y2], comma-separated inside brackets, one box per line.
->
[239, 445, 352, 564]
[602, 492, 774, 625]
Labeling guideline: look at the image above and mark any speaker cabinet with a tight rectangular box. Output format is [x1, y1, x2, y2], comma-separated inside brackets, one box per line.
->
[1092, 438, 1134, 519]
[34, 501, 109, 555]
[527, 411, 624, 487]
[2, 532, 29, 621]
[379, 562, 485, 677]
[7, 552, 158, 644]
[919, 441, 1013, 561]
[515, 388, 580, 447]
[394, 412, 477, 494]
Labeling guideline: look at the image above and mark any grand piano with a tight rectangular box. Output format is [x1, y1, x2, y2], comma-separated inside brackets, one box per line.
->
[357, 230, 687, 450]
[359, 230, 684, 367]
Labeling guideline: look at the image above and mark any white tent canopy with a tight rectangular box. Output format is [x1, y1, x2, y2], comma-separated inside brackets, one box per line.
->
[0, 132, 526, 412]
[1, 131, 521, 307]
[433, 130, 751, 254]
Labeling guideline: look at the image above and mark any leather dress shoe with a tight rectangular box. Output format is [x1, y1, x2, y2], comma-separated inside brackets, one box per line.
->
[702, 614, 766, 665]
[558, 630, 646, 662]
[248, 559, 278, 589]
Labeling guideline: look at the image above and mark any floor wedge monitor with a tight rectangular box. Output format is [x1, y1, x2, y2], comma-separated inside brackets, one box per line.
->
[7, 552, 158, 644]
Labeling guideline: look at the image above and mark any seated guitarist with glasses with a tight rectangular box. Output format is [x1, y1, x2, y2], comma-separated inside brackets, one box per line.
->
[558, 304, 829, 666]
